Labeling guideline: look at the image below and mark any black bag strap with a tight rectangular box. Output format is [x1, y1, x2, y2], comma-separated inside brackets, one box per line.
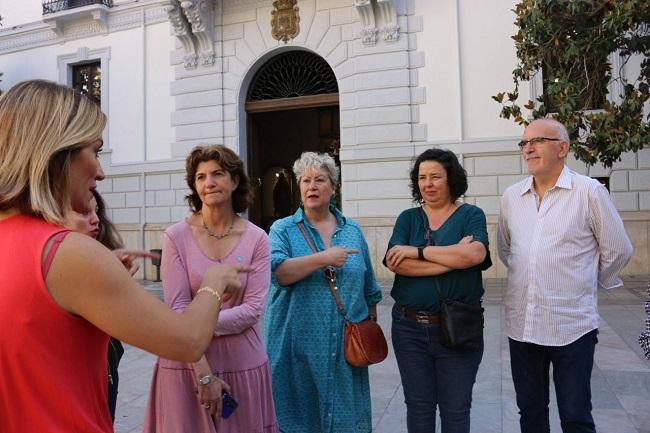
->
[296, 222, 349, 321]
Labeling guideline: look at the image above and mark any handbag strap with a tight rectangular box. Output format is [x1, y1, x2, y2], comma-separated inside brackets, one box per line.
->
[296, 222, 349, 321]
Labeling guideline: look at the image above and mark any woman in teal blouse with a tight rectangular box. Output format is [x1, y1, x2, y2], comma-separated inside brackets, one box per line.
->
[384, 149, 491, 433]
[265, 152, 382, 433]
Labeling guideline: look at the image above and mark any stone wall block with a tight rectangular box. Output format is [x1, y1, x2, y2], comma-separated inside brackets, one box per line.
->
[146, 207, 171, 224]
[113, 208, 140, 224]
[638, 149, 650, 168]
[467, 176, 498, 196]
[223, 23, 244, 40]
[172, 106, 222, 126]
[97, 178, 113, 193]
[609, 171, 629, 192]
[328, 41, 348, 67]
[171, 173, 186, 189]
[474, 196, 501, 215]
[406, 15, 423, 33]
[410, 87, 425, 104]
[464, 158, 475, 176]
[474, 155, 521, 175]
[145, 174, 171, 191]
[306, 10, 331, 50]
[155, 190, 175, 206]
[341, 23, 355, 41]
[103, 192, 126, 208]
[408, 51, 425, 68]
[340, 127, 355, 146]
[629, 170, 650, 190]
[330, 6, 355, 25]
[611, 151, 638, 170]
[358, 199, 413, 218]
[171, 206, 191, 222]
[222, 8, 256, 25]
[175, 91, 222, 110]
[356, 180, 411, 200]
[611, 192, 639, 211]
[344, 160, 411, 181]
[113, 176, 141, 192]
[356, 123, 411, 145]
[353, 51, 408, 74]
[498, 174, 527, 194]
[640, 192, 650, 211]
[171, 75, 220, 96]
[176, 123, 221, 141]
[125, 192, 143, 208]
[176, 189, 189, 206]
[235, 39, 255, 67]
[355, 106, 411, 126]
[319, 27, 342, 58]
[353, 69, 410, 91]
[356, 87, 410, 108]
[412, 125, 426, 143]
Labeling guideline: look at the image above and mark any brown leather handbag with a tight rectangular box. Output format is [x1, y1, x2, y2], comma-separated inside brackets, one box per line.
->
[297, 223, 388, 368]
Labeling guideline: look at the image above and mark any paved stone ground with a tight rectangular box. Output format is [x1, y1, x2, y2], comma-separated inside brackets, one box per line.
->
[114, 276, 650, 433]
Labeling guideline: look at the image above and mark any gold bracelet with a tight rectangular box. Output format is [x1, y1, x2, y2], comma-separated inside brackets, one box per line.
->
[197, 287, 222, 305]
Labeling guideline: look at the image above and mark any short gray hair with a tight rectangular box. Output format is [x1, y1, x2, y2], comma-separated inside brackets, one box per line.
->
[534, 118, 570, 144]
[292, 152, 340, 185]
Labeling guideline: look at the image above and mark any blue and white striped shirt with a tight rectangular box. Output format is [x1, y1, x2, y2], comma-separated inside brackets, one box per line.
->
[497, 166, 633, 346]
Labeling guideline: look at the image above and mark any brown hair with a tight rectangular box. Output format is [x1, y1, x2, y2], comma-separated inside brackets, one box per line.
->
[93, 190, 124, 250]
[185, 145, 252, 213]
[0, 80, 105, 224]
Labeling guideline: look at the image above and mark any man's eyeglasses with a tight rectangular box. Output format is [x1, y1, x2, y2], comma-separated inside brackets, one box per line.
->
[517, 137, 562, 149]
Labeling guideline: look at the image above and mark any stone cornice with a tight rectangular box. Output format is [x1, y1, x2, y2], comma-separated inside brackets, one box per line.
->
[0, 1, 169, 55]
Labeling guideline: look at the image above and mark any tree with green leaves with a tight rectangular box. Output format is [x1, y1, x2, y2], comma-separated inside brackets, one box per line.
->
[494, 0, 649, 168]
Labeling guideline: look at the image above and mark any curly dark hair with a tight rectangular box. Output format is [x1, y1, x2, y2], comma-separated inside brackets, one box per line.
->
[409, 149, 467, 203]
[185, 145, 252, 214]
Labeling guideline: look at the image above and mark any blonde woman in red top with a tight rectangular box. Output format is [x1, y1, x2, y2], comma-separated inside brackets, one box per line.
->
[0, 80, 245, 433]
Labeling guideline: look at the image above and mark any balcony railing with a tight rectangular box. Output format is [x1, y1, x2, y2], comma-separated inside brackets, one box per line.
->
[42, 0, 113, 15]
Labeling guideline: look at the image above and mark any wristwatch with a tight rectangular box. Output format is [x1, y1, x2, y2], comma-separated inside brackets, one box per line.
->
[199, 374, 215, 386]
[417, 246, 425, 261]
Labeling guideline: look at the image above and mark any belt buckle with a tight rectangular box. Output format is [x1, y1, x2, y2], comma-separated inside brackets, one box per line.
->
[414, 313, 430, 324]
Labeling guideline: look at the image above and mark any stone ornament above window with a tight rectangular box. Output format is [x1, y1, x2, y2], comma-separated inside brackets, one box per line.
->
[166, 0, 215, 69]
[354, 0, 399, 46]
[271, 0, 300, 43]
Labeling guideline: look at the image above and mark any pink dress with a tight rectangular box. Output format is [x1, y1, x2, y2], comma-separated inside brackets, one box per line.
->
[142, 219, 279, 433]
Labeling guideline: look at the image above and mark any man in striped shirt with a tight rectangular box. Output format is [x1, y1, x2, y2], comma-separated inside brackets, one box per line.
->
[497, 118, 633, 433]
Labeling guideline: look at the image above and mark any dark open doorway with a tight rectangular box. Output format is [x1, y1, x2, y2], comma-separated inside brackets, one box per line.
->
[245, 51, 340, 231]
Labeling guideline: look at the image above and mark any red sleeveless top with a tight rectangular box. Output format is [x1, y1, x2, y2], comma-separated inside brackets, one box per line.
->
[0, 214, 113, 433]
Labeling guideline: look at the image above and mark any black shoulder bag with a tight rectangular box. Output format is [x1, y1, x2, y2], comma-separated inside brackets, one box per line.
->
[422, 207, 484, 351]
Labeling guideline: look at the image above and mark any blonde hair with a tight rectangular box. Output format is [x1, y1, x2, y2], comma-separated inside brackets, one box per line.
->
[0, 80, 106, 224]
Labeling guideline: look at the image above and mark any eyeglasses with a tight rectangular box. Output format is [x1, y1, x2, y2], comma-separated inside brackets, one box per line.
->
[517, 137, 562, 149]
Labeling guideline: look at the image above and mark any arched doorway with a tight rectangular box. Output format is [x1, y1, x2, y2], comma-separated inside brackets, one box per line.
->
[245, 51, 340, 231]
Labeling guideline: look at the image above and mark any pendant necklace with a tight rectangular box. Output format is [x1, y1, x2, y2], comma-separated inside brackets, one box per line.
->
[202, 214, 235, 240]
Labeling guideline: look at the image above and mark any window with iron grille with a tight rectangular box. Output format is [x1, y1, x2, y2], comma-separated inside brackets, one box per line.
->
[72, 61, 101, 104]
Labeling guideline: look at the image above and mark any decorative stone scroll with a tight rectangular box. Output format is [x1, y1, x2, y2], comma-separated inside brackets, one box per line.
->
[166, 0, 197, 69]
[376, 0, 399, 42]
[180, 0, 215, 66]
[354, 0, 400, 45]
[166, 0, 214, 69]
[354, 0, 377, 46]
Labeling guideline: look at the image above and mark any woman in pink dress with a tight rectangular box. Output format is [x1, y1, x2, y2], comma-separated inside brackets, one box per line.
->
[143, 145, 279, 433]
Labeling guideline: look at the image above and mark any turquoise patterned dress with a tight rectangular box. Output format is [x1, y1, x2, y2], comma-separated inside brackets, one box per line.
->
[264, 206, 382, 433]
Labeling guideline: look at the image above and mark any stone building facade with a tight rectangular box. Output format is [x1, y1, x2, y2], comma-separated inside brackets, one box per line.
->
[1, 0, 648, 280]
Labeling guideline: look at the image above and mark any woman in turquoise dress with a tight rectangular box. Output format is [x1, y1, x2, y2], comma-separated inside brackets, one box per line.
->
[265, 152, 382, 433]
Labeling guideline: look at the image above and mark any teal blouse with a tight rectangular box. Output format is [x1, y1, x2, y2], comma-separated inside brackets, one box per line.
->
[386, 204, 491, 312]
[265, 206, 381, 433]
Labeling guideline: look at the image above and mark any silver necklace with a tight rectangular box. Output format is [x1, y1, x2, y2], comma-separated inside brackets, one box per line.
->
[202, 215, 235, 240]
